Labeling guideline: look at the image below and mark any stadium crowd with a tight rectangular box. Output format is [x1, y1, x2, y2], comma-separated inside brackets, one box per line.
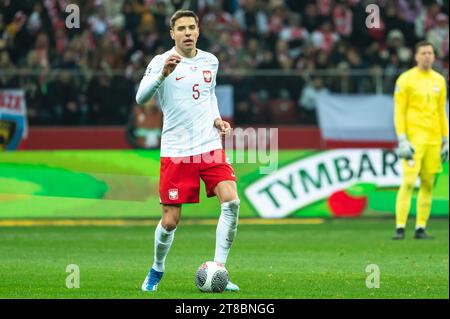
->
[0, 0, 448, 125]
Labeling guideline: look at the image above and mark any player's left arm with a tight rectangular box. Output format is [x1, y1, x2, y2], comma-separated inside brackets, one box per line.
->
[438, 76, 449, 162]
[210, 56, 231, 136]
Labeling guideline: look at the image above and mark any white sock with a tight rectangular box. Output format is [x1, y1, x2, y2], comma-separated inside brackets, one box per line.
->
[152, 221, 176, 272]
[214, 199, 240, 265]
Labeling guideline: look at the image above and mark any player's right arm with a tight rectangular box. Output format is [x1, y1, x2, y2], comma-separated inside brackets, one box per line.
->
[394, 74, 408, 137]
[394, 73, 414, 159]
[136, 54, 182, 105]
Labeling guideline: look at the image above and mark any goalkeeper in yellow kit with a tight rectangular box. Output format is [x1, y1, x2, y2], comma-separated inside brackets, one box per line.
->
[393, 41, 449, 240]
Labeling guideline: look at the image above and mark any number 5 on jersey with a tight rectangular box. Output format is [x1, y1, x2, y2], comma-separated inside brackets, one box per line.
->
[193, 84, 200, 100]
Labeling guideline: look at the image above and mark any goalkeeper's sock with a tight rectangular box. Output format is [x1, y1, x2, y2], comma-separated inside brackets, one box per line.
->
[395, 171, 418, 228]
[152, 220, 176, 272]
[214, 199, 240, 265]
[416, 173, 435, 229]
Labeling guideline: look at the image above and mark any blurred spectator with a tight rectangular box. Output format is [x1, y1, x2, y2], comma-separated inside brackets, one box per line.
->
[151, 0, 172, 33]
[234, 0, 268, 38]
[415, 1, 441, 38]
[384, 52, 402, 93]
[123, 0, 141, 33]
[6, 11, 34, 64]
[299, 77, 329, 125]
[0, 45, 19, 88]
[280, 13, 309, 59]
[275, 39, 293, 70]
[363, 42, 384, 68]
[202, 2, 233, 32]
[332, 2, 353, 38]
[347, 48, 365, 70]
[237, 37, 262, 70]
[267, 1, 287, 36]
[397, 0, 423, 24]
[302, 3, 322, 32]
[427, 13, 449, 59]
[258, 49, 277, 69]
[311, 20, 340, 55]
[88, 5, 109, 37]
[45, 70, 80, 125]
[384, 1, 414, 45]
[317, 0, 333, 17]
[386, 29, 413, 66]
[330, 40, 349, 66]
[229, 18, 245, 51]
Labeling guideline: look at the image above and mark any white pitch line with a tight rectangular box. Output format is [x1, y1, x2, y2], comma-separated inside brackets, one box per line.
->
[0, 218, 325, 227]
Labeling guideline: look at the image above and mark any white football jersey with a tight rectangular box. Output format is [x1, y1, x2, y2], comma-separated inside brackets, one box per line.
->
[137, 47, 222, 157]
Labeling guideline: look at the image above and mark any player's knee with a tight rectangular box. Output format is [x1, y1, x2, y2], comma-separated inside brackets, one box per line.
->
[420, 177, 434, 192]
[162, 219, 178, 231]
[421, 182, 433, 192]
[162, 216, 179, 231]
[162, 205, 180, 225]
[401, 176, 416, 192]
[402, 182, 415, 192]
[215, 181, 238, 203]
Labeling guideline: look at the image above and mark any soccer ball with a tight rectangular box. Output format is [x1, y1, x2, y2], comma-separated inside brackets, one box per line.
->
[195, 261, 229, 293]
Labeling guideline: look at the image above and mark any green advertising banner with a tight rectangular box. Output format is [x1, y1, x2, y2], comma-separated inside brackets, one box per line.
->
[0, 150, 448, 219]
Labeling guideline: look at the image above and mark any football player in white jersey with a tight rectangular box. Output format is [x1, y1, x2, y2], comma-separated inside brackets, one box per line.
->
[136, 10, 240, 292]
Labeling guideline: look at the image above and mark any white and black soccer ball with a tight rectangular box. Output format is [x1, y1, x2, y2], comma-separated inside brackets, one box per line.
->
[195, 261, 229, 293]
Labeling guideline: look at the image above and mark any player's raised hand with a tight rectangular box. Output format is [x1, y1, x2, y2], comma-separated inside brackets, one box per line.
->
[215, 119, 232, 136]
[163, 54, 182, 77]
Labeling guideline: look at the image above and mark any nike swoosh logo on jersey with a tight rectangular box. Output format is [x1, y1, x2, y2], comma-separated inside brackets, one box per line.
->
[176, 76, 186, 81]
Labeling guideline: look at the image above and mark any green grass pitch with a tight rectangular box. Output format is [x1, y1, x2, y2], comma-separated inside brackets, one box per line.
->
[0, 219, 448, 299]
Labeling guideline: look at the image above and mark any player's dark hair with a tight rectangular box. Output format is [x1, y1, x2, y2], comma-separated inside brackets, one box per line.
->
[415, 41, 435, 54]
[170, 10, 199, 29]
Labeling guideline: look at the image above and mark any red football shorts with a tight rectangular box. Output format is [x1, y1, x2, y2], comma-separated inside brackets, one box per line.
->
[159, 149, 237, 204]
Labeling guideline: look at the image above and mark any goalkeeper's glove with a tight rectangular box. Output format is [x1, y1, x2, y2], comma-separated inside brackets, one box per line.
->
[397, 134, 415, 160]
[441, 137, 449, 163]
